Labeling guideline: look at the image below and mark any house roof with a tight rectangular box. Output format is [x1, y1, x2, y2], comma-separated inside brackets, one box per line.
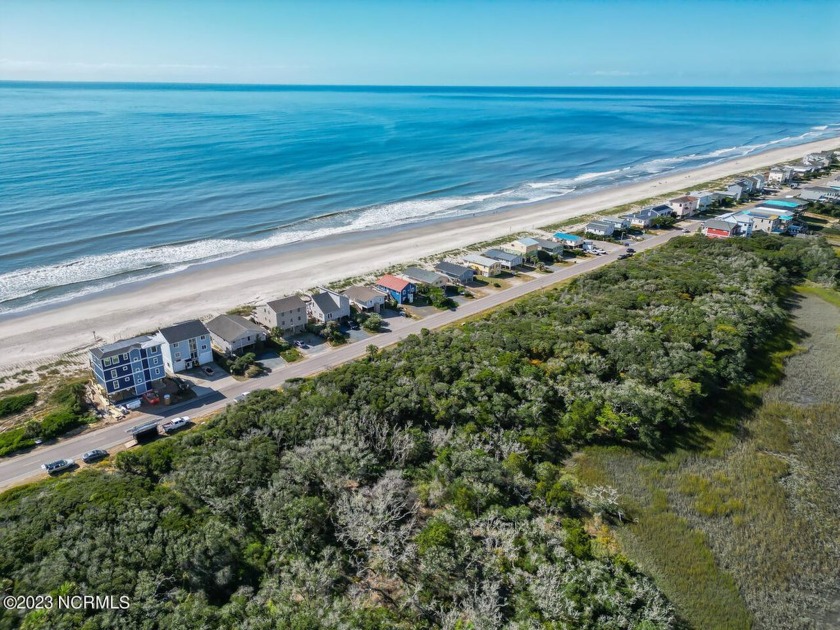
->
[265, 295, 305, 313]
[586, 220, 614, 230]
[342, 285, 383, 302]
[553, 232, 583, 241]
[649, 204, 673, 213]
[483, 249, 521, 263]
[463, 254, 501, 267]
[157, 320, 210, 344]
[310, 291, 345, 316]
[401, 267, 446, 284]
[90, 335, 157, 360]
[376, 274, 413, 292]
[533, 238, 563, 249]
[435, 261, 472, 277]
[670, 196, 695, 203]
[515, 237, 540, 246]
[206, 314, 264, 343]
[704, 219, 737, 232]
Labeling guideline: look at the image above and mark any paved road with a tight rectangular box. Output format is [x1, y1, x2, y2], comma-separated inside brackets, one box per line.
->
[0, 224, 698, 489]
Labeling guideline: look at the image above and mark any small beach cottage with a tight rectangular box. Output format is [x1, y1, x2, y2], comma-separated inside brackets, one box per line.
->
[434, 261, 475, 285]
[308, 289, 351, 323]
[342, 285, 386, 312]
[462, 254, 502, 277]
[482, 249, 523, 269]
[374, 274, 417, 304]
[401, 267, 449, 288]
[206, 314, 266, 356]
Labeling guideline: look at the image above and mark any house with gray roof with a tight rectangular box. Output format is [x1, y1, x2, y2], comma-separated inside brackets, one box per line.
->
[154, 320, 213, 373]
[483, 249, 523, 269]
[401, 266, 448, 288]
[307, 289, 351, 323]
[206, 314, 267, 356]
[342, 285, 386, 312]
[584, 220, 615, 237]
[255, 295, 307, 334]
[435, 261, 475, 285]
[532, 238, 564, 255]
[89, 335, 166, 401]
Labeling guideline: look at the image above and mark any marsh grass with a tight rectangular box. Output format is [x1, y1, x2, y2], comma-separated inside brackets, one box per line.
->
[572, 290, 840, 629]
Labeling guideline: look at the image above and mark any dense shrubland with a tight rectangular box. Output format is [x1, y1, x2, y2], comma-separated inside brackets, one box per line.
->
[1, 235, 838, 629]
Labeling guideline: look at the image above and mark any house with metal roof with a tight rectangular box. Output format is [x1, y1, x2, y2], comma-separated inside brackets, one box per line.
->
[462, 254, 502, 277]
[89, 335, 166, 401]
[584, 220, 615, 237]
[308, 289, 351, 322]
[532, 238, 564, 255]
[622, 207, 671, 228]
[342, 285, 386, 312]
[255, 295, 307, 335]
[375, 274, 417, 304]
[400, 266, 448, 288]
[483, 249, 523, 269]
[434, 261, 475, 285]
[206, 314, 267, 356]
[154, 320, 213, 373]
[553, 232, 584, 247]
[507, 237, 541, 257]
[702, 219, 741, 239]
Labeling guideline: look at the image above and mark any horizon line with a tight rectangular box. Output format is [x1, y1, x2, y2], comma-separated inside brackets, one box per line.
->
[1, 79, 838, 90]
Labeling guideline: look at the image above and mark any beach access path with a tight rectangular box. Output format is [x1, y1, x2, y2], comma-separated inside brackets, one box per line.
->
[0, 221, 699, 490]
[0, 137, 838, 377]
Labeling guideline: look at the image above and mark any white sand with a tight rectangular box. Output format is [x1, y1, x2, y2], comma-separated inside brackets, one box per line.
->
[0, 137, 838, 377]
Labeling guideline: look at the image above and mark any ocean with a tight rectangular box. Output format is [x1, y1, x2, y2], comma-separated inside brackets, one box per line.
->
[1, 83, 839, 313]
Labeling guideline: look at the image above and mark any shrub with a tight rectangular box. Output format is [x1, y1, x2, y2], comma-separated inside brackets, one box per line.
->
[0, 427, 34, 457]
[362, 314, 382, 332]
[0, 392, 37, 418]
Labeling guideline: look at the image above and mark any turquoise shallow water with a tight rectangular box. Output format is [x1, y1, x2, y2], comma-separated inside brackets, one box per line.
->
[1, 83, 839, 312]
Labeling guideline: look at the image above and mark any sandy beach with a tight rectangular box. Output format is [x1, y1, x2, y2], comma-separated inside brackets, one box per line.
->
[1, 136, 838, 377]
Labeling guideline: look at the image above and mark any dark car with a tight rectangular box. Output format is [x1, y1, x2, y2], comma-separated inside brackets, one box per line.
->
[348, 321, 361, 330]
[618, 253, 631, 260]
[202, 366, 215, 376]
[82, 449, 108, 464]
[626, 248, 636, 253]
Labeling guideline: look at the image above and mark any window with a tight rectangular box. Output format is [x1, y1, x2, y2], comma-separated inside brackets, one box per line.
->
[110, 370, 117, 379]
[201, 345, 207, 351]
[103, 357, 111, 367]
[152, 358, 159, 365]
[124, 377, 130, 382]
[200, 335, 206, 340]
[175, 353, 181, 360]
[122, 353, 128, 361]
[151, 346, 158, 353]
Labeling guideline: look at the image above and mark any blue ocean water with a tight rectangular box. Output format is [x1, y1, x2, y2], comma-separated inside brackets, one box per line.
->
[1, 83, 839, 313]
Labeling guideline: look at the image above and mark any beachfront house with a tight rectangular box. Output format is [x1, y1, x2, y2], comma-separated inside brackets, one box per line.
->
[622, 207, 668, 228]
[205, 314, 266, 356]
[804, 152, 833, 169]
[401, 267, 448, 288]
[790, 162, 818, 178]
[717, 211, 755, 237]
[90, 336, 166, 402]
[532, 238, 565, 255]
[720, 183, 746, 202]
[307, 289, 351, 322]
[483, 249, 523, 269]
[748, 211, 783, 234]
[702, 219, 741, 239]
[155, 320, 213, 373]
[584, 220, 615, 237]
[435, 261, 475, 285]
[768, 166, 794, 185]
[688, 190, 714, 211]
[668, 195, 699, 218]
[553, 232, 584, 248]
[342, 285, 386, 312]
[375, 274, 417, 304]
[255, 295, 307, 335]
[508, 237, 541, 257]
[462, 254, 502, 277]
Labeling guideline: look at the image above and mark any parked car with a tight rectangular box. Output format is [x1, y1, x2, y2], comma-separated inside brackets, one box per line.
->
[82, 449, 108, 464]
[683, 229, 691, 233]
[234, 392, 251, 403]
[142, 390, 160, 405]
[626, 248, 636, 253]
[618, 253, 631, 260]
[348, 321, 360, 330]
[42, 459, 74, 474]
[161, 416, 191, 434]
[294, 340, 308, 349]
[399, 310, 409, 317]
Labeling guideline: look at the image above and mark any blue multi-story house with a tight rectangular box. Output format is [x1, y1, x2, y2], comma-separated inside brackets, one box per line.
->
[89, 335, 166, 401]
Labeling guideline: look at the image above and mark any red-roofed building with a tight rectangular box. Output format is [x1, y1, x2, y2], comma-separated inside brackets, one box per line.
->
[374, 274, 416, 304]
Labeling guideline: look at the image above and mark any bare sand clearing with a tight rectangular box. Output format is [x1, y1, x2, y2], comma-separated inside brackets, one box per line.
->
[0, 137, 838, 376]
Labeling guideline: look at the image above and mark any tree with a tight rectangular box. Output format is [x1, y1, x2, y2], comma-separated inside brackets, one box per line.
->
[362, 314, 383, 332]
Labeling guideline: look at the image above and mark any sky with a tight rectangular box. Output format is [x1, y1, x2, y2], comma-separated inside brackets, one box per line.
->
[1, 0, 838, 87]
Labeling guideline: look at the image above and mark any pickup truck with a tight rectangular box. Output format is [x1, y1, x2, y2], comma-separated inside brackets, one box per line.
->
[42, 459, 74, 474]
[160, 416, 191, 434]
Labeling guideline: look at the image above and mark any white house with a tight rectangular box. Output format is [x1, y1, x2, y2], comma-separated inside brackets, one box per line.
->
[668, 196, 699, 218]
[154, 320, 213, 373]
[688, 190, 714, 211]
[307, 289, 351, 323]
[768, 166, 793, 185]
[584, 220, 615, 237]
